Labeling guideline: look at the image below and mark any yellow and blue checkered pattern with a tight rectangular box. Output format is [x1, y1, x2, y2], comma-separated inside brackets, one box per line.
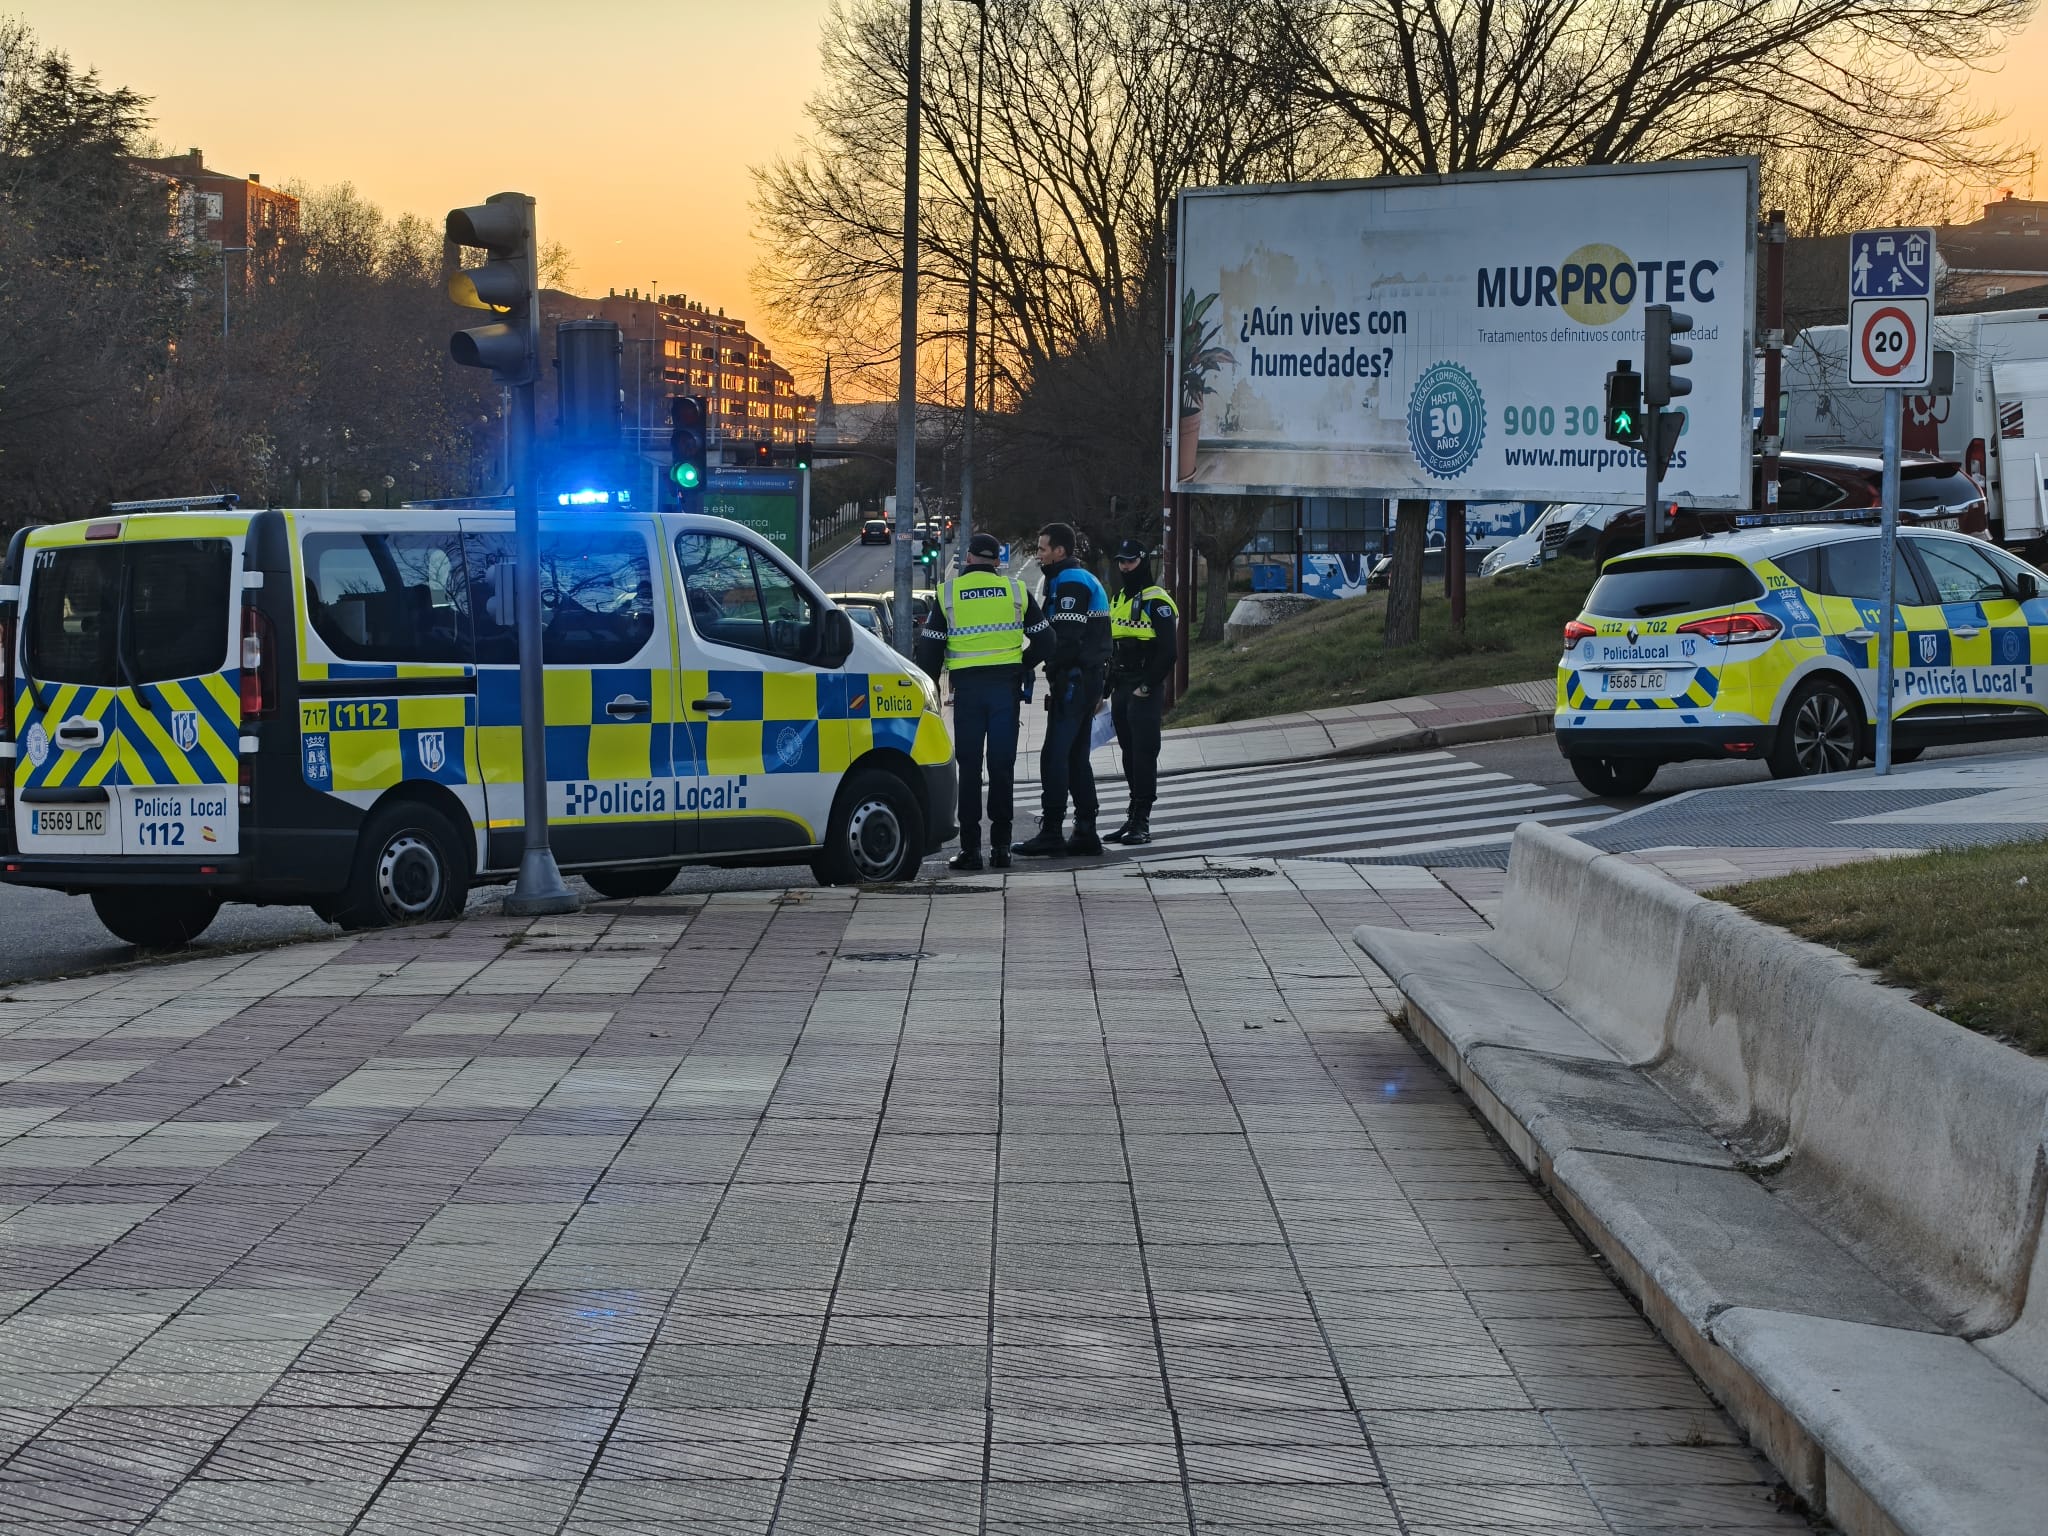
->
[17, 675, 240, 790]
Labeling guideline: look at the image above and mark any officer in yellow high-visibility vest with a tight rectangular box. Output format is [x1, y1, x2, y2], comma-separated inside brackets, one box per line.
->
[1105, 539, 1179, 845]
[915, 533, 1054, 870]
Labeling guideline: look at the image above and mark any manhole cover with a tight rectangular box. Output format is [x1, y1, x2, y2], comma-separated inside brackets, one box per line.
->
[841, 951, 930, 963]
[1133, 865, 1276, 881]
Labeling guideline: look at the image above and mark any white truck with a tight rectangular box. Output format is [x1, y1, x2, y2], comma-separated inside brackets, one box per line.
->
[1782, 305, 2048, 556]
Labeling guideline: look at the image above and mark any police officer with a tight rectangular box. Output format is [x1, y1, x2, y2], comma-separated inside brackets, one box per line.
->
[1014, 521, 1112, 858]
[1105, 539, 1179, 845]
[916, 532, 1053, 870]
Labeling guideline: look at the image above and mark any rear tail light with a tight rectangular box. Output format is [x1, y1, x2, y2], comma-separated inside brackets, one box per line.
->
[1677, 612, 1782, 644]
[1965, 438, 1988, 493]
[239, 605, 277, 720]
[1563, 620, 1597, 644]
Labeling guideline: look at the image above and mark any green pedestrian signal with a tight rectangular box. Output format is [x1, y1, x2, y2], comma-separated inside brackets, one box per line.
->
[1604, 362, 1644, 446]
[668, 395, 708, 502]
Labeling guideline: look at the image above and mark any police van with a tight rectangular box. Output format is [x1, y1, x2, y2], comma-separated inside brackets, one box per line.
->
[0, 497, 956, 946]
[1557, 522, 2048, 793]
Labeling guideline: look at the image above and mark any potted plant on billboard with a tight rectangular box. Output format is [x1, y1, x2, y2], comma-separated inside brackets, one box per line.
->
[1179, 289, 1232, 482]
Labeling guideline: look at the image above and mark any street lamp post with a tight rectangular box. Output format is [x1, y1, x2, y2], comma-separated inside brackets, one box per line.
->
[892, 0, 925, 655]
[221, 245, 249, 339]
[958, 0, 987, 565]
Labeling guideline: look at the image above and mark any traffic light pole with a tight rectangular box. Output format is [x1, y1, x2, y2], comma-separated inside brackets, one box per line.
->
[504, 380, 581, 915]
[1643, 403, 1661, 549]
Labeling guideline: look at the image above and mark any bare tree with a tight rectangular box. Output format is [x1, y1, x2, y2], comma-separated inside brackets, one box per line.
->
[1240, 0, 2034, 185]
[754, 0, 1345, 549]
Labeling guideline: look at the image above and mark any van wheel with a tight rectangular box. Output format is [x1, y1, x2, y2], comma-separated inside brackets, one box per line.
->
[584, 864, 683, 901]
[331, 803, 469, 930]
[812, 769, 923, 885]
[91, 890, 221, 949]
[1568, 756, 1658, 797]
[1768, 680, 1861, 779]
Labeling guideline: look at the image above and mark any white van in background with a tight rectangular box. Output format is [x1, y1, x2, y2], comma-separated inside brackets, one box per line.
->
[1782, 306, 2048, 557]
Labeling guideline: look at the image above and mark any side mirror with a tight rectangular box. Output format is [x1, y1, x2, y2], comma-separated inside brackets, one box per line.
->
[2017, 572, 2040, 601]
[815, 607, 855, 669]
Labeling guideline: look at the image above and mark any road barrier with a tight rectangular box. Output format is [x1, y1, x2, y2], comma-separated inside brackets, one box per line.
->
[1356, 822, 2048, 1536]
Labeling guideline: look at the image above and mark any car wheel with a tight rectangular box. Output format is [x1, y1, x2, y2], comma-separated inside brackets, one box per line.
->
[584, 864, 683, 901]
[1567, 756, 1658, 797]
[1768, 680, 1862, 779]
[811, 769, 923, 886]
[331, 803, 470, 930]
[90, 889, 222, 949]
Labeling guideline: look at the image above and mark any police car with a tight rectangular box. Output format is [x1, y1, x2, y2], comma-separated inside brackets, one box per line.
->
[1, 497, 956, 947]
[1557, 524, 2048, 794]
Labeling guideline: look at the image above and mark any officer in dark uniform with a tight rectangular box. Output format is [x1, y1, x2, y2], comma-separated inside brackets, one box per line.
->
[1013, 521, 1112, 857]
[915, 533, 1052, 870]
[1105, 539, 1179, 845]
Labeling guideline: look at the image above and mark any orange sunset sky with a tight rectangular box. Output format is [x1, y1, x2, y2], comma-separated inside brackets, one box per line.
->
[14, 0, 2048, 399]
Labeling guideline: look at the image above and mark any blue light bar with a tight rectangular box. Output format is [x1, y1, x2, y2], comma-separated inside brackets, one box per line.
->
[556, 489, 634, 507]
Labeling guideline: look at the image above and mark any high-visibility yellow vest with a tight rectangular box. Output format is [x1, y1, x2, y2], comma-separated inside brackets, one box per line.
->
[941, 572, 1028, 669]
[1110, 584, 1178, 641]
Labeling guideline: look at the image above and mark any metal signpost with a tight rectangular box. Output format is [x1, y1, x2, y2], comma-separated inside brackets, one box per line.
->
[1847, 227, 1935, 776]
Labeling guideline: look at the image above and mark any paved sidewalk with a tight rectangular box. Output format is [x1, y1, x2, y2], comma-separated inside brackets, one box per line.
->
[0, 865, 1810, 1535]
[1009, 680, 1555, 783]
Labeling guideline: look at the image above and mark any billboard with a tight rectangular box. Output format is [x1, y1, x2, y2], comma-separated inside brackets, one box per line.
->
[704, 468, 801, 555]
[1173, 159, 1756, 507]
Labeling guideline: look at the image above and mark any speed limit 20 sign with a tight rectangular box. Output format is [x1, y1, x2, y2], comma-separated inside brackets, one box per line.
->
[1847, 227, 1935, 388]
[1849, 298, 1930, 387]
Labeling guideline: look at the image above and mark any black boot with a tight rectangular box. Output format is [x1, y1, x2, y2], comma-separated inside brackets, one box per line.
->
[1104, 818, 1136, 844]
[1064, 821, 1104, 857]
[947, 848, 985, 871]
[1012, 825, 1068, 857]
[1119, 814, 1151, 847]
[989, 828, 1012, 869]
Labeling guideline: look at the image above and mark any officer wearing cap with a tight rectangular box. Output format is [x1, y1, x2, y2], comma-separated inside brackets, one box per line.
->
[1014, 521, 1112, 858]
[1105, 539, 1179, 845]
[915, 532, 1052, 870]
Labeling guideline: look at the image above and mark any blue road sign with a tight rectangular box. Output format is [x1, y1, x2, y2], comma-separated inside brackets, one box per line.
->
[1849, 228, 1935, 301]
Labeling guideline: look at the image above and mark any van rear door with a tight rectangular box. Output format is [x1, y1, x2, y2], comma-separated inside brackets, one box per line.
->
[14, 528, 241, 860]
[1991, 360, 2048, 542]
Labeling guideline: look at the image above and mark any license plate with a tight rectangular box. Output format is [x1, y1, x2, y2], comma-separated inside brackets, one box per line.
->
[1605, 670, 1667, 693]
[31, 807, 107, 836]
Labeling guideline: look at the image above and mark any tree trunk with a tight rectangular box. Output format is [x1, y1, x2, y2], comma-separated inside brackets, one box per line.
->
[1384, 498, 1429, 649]
[1202, 552, 1231, 643]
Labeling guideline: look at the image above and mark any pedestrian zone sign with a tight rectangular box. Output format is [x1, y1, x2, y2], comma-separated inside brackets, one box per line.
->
[1848, 228, 1935, 389]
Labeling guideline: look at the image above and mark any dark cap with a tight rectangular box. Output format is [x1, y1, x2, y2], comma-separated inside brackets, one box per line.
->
[1115, 539, 1148, 561]
[967, 532, 1002, 560]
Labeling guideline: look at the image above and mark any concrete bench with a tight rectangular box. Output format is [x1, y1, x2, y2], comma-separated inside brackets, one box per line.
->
[1356, 823, 2048, 1536]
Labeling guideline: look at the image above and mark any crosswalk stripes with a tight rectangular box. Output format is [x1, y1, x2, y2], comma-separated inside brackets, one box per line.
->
[1012, 749, 1610, 861]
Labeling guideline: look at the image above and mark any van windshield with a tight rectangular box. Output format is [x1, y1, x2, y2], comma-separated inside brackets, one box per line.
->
[1585, 556, 1763, 619]
[25, 540, 232, 686]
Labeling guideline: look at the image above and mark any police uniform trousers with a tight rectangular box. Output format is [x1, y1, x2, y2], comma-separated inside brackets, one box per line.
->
[1111, 683, 1163, 818]
[1040, 665, 1104, 826]
[951, 666, 1022, 851]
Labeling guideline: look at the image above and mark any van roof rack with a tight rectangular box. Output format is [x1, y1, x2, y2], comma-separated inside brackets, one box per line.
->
[107, 493, 241, 514]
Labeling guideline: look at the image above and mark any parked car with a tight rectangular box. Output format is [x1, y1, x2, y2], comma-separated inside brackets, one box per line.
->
[1479, 504, 1588, 576]
[829, 592, 894, 645]
[1593, 451, 1990, 568]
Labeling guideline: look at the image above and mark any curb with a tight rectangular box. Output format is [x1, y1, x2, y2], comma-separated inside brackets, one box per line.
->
[1155, 707, 1551, 779]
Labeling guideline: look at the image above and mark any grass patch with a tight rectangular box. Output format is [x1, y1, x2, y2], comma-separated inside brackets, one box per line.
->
[1173, 559, 1595, 727]
[1716, 841, 2048, 1053]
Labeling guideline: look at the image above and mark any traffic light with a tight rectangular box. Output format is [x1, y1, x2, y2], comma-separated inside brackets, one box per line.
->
[793, 443, 813, 472]
[1603, 361, 1643, 446]
[669, 395, 707, 497]
[1644, 305, 1694, 408]
[753, 442, 773, 466]
[445, 194, 539, 384]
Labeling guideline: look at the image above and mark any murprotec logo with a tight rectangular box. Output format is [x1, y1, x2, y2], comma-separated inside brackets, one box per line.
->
[1476, 244, 1721, 326]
